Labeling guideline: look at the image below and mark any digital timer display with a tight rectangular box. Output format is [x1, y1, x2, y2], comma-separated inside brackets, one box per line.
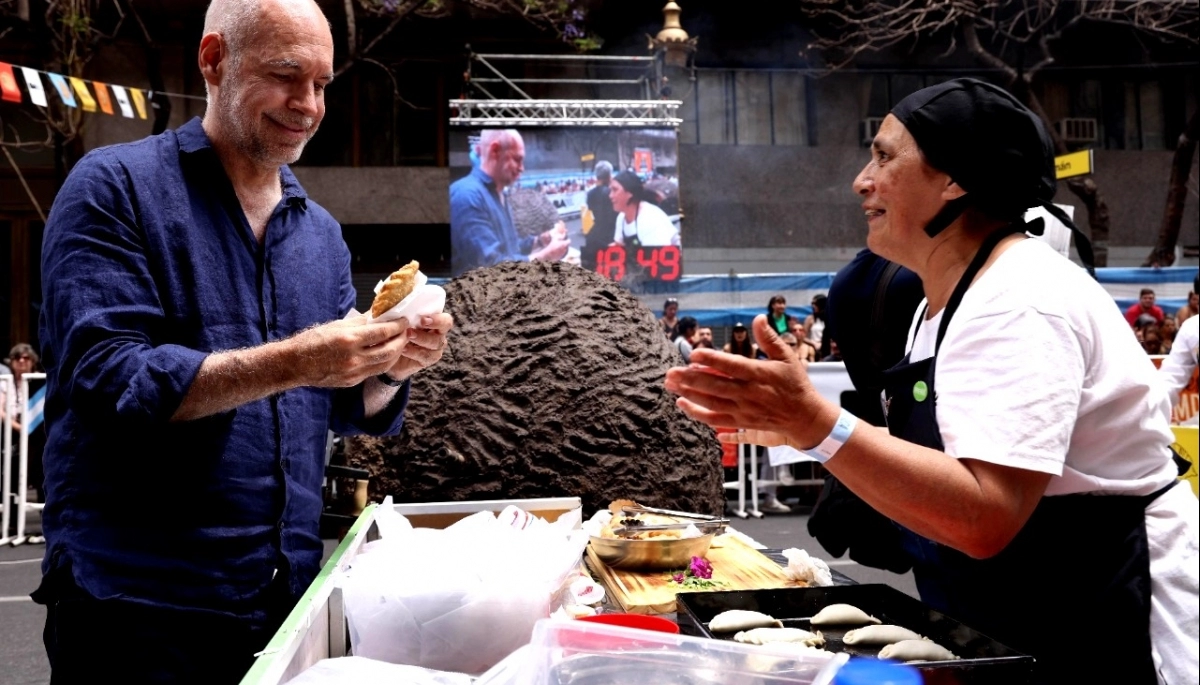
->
[593, 245, 681, 282]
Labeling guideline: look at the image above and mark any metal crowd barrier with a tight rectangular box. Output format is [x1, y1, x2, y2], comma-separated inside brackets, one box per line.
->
[1, 372, 46, 546]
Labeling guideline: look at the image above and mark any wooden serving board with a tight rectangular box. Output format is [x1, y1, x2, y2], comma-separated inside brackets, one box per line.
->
[585, 534, 802, 615]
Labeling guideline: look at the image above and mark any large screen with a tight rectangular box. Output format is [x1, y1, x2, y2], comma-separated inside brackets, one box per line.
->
[448, 127, 682, 284]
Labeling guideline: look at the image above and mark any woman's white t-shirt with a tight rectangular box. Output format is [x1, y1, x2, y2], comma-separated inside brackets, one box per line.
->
[906, 238, 1176, 496]
[904, 238, 1197, 684]
[613, 201, 679, 247]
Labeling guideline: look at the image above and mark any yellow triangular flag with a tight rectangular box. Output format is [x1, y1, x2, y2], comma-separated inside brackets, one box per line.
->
[129, 88, 147, 120]
[68, 77, 97, 112]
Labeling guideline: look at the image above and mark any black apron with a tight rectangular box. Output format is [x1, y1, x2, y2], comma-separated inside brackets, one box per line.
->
[881, 227, 1165, 684]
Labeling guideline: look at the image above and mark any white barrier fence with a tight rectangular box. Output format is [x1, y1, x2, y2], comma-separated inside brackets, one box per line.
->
[723, 362, 855, 518]
[1, 372, 46, 546]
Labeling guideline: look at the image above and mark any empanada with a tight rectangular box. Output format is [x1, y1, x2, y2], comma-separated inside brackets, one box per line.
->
[842, 624, 925, 646]
[878, 639, 959, 662]
[708, 609, 782, 632]
[371, 261, 420, 317]
[809, 603, 881, 626]
[733, 627, 825, 647]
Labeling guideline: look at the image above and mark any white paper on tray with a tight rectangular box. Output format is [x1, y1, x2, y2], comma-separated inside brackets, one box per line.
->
[370, 270, 447, 325]
[782, 547, 834, 586]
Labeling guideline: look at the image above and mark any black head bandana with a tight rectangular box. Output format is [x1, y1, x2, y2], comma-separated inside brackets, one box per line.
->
[890, 78, 1094, 275]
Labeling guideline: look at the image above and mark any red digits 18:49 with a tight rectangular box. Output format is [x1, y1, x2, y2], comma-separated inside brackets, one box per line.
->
[593, 245, 680, 282]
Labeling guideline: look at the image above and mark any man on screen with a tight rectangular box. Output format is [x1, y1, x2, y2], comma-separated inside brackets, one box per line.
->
[582, 160, 618, 272]
[450, 129, 570, 277]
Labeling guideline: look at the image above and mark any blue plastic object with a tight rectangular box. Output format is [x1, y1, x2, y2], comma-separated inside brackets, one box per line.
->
[833, 657, 923, 685]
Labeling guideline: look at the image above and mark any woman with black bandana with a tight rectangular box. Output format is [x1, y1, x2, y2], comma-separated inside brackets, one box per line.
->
[666, 78, 1198, 684]
[609, 170, 680, 248]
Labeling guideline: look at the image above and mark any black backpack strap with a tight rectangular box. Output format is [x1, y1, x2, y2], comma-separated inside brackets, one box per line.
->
[868, 261, 903, 372]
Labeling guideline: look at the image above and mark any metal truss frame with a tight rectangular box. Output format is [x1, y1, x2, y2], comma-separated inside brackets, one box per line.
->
[448, 99, 682, 127]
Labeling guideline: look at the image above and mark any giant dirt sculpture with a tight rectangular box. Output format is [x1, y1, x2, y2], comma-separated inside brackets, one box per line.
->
[345, 260, 725, 516]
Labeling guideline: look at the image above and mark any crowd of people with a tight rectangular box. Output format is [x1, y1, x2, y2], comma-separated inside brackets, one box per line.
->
[668, 294, 841, 365]
[1127, 287, 1197, 355]
[662, 294, 848, 514]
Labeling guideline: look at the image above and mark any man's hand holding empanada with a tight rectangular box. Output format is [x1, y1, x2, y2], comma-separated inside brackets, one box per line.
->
[379, 312, 455, 384]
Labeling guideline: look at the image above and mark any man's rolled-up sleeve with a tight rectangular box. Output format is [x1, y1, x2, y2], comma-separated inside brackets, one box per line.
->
[331, 381, 410, 437]
[41, 150, 207, 426]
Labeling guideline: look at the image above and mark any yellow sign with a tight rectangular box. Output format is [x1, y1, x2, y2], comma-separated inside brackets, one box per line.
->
[1055, 149, 1093, 179]
[580, 153, 595, 162]
[1171, 426, 1198, 497]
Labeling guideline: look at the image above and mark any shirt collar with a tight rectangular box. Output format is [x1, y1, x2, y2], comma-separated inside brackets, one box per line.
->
[471, 165, 497, 188]
[176, 117, 309, 209]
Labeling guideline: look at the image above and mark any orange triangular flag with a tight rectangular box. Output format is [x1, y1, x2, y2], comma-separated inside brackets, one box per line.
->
[0, 62, 22, 103]
[91, 81, 114, 114]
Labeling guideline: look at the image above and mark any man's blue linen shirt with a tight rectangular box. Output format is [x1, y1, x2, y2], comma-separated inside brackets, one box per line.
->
[37, 118, 408, 622]
[449, 167, 534, 277]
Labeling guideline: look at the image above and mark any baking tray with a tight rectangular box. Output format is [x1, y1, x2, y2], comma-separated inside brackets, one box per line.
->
[676, 585, 1033, 685]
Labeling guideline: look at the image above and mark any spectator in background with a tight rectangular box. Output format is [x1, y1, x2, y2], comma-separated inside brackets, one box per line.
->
[821, 339, 843, 362]
[1160, 313, 1199, 425]
[804, 294, 829, 358]
[695, 327, 715, 350]
[1160, 317, 1177, 355]
[2, 343, 46, 503]
[766, 295, 798, 337]
[673, 316, 698, 365]
[450, 129, 570, 277]
[659, 298, 679, 340]
[724, 322, 757, 358]
[610, 171, 680, 248]
[582, 161, 618, 272]
[1177, 288, 1199, 325]
[1140, 326, 1164, 355]
[1124, 288, 1165, 328]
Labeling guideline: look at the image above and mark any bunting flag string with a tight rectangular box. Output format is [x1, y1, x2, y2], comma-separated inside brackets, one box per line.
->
[0, 60, 206, 121]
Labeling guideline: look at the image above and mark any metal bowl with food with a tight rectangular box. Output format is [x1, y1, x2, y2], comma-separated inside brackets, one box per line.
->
[589, 532, 715, 571]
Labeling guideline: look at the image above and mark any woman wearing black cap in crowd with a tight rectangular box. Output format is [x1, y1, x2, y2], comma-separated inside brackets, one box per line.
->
[666, 78, 1197, 684]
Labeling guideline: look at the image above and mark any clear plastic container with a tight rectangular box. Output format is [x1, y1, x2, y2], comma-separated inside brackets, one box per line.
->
[476, 617, 840, 684]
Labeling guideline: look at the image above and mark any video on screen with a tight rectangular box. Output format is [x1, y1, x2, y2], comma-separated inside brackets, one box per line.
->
[448, 127, 682, 284]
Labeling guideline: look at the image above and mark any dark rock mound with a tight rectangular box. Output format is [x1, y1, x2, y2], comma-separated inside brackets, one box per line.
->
[510, 188, 560, 238]
[345, 260, 725, 516]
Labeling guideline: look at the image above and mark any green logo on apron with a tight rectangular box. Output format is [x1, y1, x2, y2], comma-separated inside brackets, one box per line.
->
[913, 380, 929, 402]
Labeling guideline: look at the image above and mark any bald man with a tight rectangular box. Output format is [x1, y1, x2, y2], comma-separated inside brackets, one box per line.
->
[34, 1, 452, 681]
[450, 128, 570, 276]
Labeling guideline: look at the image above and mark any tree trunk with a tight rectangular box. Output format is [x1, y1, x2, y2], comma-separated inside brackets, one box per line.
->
[1144, 109, 1200, 267]
[961, 19, 1112, 266]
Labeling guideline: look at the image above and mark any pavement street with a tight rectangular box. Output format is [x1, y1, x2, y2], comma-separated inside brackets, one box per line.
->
[0, 493, 917, 684]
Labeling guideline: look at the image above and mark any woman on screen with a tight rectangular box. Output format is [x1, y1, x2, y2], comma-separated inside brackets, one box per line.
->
[609, 171, 680, 248]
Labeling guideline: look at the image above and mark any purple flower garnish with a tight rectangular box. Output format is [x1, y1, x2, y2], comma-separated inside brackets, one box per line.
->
[672, 573, 685, 583]
[689, 556, 713, 579]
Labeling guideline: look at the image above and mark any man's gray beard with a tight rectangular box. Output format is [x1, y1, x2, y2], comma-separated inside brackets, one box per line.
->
[217, 85, 316, 168]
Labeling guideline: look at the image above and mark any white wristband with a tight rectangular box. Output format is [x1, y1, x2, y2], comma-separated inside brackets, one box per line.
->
[803, 409, 858, 463]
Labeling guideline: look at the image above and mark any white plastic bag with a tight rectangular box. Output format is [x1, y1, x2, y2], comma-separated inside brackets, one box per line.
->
[341, 503, 587, 674]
